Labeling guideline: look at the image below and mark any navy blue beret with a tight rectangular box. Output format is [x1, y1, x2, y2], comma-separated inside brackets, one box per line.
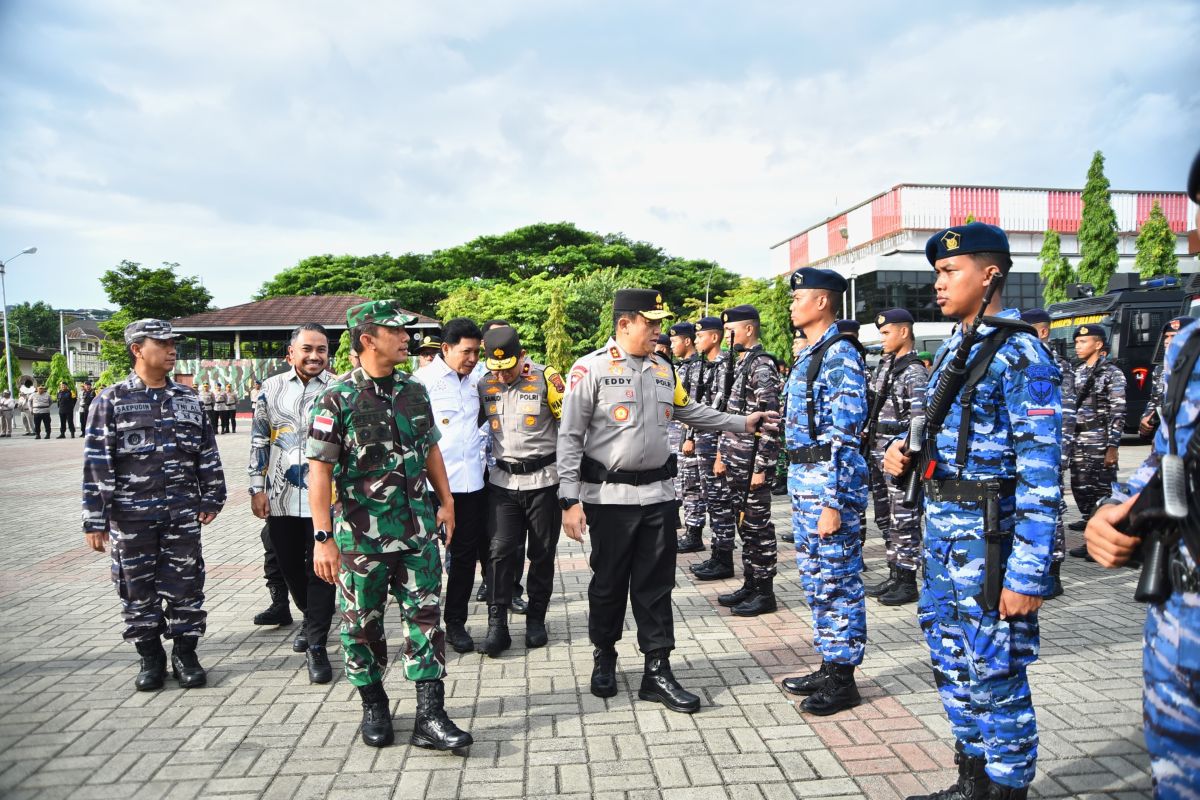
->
[1163, 316, 1197, 334]
[925, 222, 1011, 267]
[696, 316, 723, 332]
[1020, 308, 1052, 325]
[1074, 324, 1107, 344]
[668, 322, 696, 338]
[721, 304, 760, 324]
[836, 319, 860, 334]
[655, 333, 671, 346]
[874, 308, 914, 327]
[790, 267, 847, 292]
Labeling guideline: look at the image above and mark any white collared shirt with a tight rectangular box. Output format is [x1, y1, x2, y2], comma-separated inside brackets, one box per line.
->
[414, 356, 485, 493]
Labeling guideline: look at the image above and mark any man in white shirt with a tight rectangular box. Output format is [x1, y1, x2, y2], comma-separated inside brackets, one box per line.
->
[415, 318, 487, 653]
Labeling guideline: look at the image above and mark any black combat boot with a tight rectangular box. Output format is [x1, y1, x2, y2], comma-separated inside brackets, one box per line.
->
[306, 646, 333, 684]
[445, 621, 474, 654]
[717, 576, 754, 608]
[357, 682, 394, 747]
[982, 785, 1026, 800]
[732, 576, 777, 617]
[479, 605, 511, 657]
[771, 473, 788, 496]
[866, 565, 898, 597]
[590, 647, 618, 698]
[905, 742, 990, 800]
[1048, 560, 1064, 599]
[133, 638, 167, 692]
[1068, 542, 1093, 560]
[170, 637, 207, 688]
[691, 548, 734, 581]
[799, 662, 859, 716]
[253, 584, 293, 626]
[638, 650, 700, 714]
[677, 525, 705, 553]
[525, 604, 548, 649]
[782, 662, 830, 696]
[411, 680, 473, 753]
[1067, 519, 1086, 532]
[879, 568, 919, 606]
[292, 633, 308, 653]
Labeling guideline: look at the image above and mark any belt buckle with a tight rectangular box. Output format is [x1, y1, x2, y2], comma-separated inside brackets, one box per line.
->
[1170, 555, 1198, 594]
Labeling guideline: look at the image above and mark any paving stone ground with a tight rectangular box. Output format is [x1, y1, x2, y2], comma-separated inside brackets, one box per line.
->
[0, 430, 1156, 799]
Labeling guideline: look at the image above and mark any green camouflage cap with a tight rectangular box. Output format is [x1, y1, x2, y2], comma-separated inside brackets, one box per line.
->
[346, 299, 418, 329]
[124, 318, 181, 344]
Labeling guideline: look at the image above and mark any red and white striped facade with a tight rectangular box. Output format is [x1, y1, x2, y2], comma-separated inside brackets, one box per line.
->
[772, 183, 1197, 273]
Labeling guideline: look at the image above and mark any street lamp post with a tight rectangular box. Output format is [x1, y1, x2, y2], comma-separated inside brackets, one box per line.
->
[1, 247, 39, 394]
[703, 263, 719, 317]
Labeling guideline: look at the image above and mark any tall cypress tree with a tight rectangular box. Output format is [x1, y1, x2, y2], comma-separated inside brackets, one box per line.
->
[542, 285, 572, 372]
[1134, 200, 1179, 279]
[1077, 150, 1120, 293]
[1038, 230, 1075, 305]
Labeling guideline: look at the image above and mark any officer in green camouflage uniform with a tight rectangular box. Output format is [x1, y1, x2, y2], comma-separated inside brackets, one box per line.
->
[306, 300, 472, 752]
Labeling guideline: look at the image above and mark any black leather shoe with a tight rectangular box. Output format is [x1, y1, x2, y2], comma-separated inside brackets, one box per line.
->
[905, 742, 990, 799]
[411, 680, 473, 753]
[590, 647, 618, 698]
[1048, 560, 1064, 599]
[358, 683, 394, 747]
[1068, 544, 1094, 561]
[134, 639, 167, 692]
[479, 605, 511, 657]
[800, 663, 859, 716]
[731, 578, 777, 617]
[306, 646, 333, 684]
[475, 581, 488, 602]
[293, 633, 308, 653]
[170, 637, 207, 689]
[866, 565, 898, 597]
[782, 663, 829, 696]
[510, 595, 528, 615]
[691, 549, 734, 581]
[677, 526, 705, 553]
[717, 577, 754, 608]
[525, 615, 548, 649]
[638, 650, 700, 714]
[879, 569, 919, 606]
[445, 621, 475, 654]
[254, 585, 293, 626]
[1068, 520, 1086, 532]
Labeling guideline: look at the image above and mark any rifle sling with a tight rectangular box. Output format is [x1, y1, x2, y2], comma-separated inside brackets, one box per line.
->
[805, 333, 866, 441]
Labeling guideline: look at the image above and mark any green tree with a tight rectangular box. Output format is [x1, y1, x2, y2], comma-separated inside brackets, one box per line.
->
[711, 277, 793, 363]
[1077, 151, 1120, 293]
[1038, 230, 1075, 306]
[46, 353, 74, 396]
[332, 330, 353, 375]
[0, 348, 11, 395]
[7, 301, 60, 349]
[99, 261, 213, 320]
[97, 309, 135, 386]
[542, 285, 572, 371]
[1134, 200, 1180, 279]
[32, 361, 51, 383]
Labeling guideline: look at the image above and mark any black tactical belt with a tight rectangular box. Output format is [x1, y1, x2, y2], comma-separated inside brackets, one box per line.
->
[493, 453, 557, 475]
[922, 478, 1017, 503]
[788, 444, 832, 464]
[581, 453, 677, 485]
[1075, 419, 1108, 433]
[1169, 550, 1200, 594]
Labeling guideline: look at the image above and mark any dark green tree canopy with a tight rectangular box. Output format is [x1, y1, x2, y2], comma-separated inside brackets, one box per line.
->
[99, 261, 212, 320]
[1134, 201, 1180, 279]
[1077, 150, 1119, 294]
[7, 301, 60, 349]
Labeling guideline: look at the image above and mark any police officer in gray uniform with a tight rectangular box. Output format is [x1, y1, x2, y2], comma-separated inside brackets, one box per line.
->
[559, 289, 778, 713]
[82, 319, 227, 692]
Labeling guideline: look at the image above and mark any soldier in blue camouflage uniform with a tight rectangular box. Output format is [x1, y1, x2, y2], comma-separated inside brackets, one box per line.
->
[779, 268, 869, 717]
[1067, 325, 1125, 557]
[1021, 308, 1076, 597]
[863, 308, 928, 607]
[683, 316, 735, 557]
[702, 305, 782, 617]
[1088, 157, 1200, 800]
[885, 223, 1062, 800]
[1140, 317, 1196, 441]
[670, 322, 706, 552]
[82, 319, 226, 693]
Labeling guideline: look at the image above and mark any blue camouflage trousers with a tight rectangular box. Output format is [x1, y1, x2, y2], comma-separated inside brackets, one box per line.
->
[1143, 589, 1200, 800]
[109, 517, 207, 643]
[918, 519, 1039, 789]
[791, 479, 866, 665]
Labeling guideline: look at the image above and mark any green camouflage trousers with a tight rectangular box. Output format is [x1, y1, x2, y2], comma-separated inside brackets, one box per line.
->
[336, 536, 447, 687]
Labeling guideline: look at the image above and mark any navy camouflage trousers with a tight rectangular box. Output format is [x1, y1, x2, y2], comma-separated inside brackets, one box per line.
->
[109, 517, 206, 643]
[693, 431, 735, 540]
[868, 461, 922, 571]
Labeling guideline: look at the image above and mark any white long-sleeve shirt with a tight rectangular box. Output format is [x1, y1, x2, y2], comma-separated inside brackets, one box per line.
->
[414, 356, 486, 493]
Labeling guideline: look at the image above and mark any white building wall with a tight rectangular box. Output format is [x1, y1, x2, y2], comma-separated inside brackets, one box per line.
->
[846, 204, 873, 249]
[900, 187, 951, 229]
[998, 189, 1048, 232]
[808, 223, 829, 262]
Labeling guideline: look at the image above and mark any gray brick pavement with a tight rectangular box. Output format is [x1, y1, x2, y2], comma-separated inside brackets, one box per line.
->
[0, 432, 1155, 798]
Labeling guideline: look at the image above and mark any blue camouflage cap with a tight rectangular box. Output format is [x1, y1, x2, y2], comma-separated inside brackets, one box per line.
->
[1019, 308, 1052, 325]
[790, 267, 847, 292]
[875, 308, 915, 327]
[124, 318, 181, 345]
[925, 222, 1011, 267]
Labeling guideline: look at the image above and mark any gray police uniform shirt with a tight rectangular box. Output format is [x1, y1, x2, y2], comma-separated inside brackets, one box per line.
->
[478, 357, 566, 492]
[199, 389, 215, 410]
[558, 338, 745, 506]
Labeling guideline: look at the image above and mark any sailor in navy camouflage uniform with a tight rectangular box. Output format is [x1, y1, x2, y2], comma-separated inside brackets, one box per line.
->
[1140, 317, 1197, 442]
[779, 267, 870, 717]
[885, 223, 1061, 800]
[82, 319, 226, 693]
[1088, 154, 1200, 800]
[681, 316, 734, 555]
[669, 322, 705, 550]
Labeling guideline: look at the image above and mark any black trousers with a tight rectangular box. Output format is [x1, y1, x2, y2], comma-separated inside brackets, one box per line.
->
[79, 411, 88, 433]
[219, 410, 231, 433]
[261, 523, 287, 592]
[443, 488, 488, 624]
[207, 410, 218, 430]
[585, 500, 678, 654]
[488, 484, 561, 615]
[228, 409, 237, 433]
[58, 411, 76, 436]
[266, 516, 336, 646]
[33, 413, 51, 437]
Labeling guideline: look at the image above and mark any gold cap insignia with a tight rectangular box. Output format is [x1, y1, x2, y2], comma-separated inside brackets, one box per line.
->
[941, 231, 961, 251]
[876, 314, 885, 326]
[493, 348, 504, 357]
[1169, 320, 1181, 330]
[1080, 326, 1089, 334]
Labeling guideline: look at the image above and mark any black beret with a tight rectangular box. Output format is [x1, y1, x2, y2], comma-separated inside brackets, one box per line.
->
[836, 319, 860, 334]
[1189, 149, 1200, 203]
[655, 333, 671, 346]
[1074, 324, 1107, 344]
[721, 304, 760, 324]
[1019, 309, 1051, 325]
[790, 267, 847, 292]
[874, 308, 915, 327]
[668, 322, 696, 338]
[1163, 316, 1197, 335]
[925, 222, 1011, 267]
[696, 316, 723, 333]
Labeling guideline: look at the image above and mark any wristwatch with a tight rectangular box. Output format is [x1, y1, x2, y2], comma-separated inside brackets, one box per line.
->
[248, 487, 264, 497]
[558, 497, 580, 511]
[314, 529, 332, 543]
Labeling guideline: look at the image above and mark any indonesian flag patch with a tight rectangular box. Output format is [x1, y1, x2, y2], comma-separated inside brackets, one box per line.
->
[313, 414, 335, 432]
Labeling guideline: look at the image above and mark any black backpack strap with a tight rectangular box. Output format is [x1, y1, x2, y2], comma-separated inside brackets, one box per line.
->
[805, 333, 864, 440]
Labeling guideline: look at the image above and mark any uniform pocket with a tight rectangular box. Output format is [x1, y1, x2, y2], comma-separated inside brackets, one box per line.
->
[174, 422, 204, 453]
[599, 386, 637, 428]
[116, 423, 155, 455]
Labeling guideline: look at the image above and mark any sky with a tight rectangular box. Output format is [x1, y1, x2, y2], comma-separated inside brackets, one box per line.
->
[1, 0, 1197, 310]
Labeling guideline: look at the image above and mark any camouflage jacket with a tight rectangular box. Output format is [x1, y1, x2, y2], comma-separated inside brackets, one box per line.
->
[1054, 352, 1077, 463]
[866, 351, 928, 459]
[305, 367, 441, 549]
[82, 372, 226, 531]
[719, 344, 783, 474]
[1074, 358, 1126, 450]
